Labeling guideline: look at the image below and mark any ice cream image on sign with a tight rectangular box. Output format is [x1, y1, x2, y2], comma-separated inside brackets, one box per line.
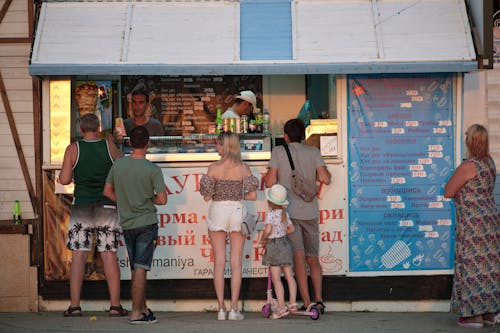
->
[379, 240, 412, 269]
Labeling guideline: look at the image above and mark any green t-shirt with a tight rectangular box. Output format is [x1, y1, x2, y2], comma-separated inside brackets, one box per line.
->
[106, 156, 166, 230]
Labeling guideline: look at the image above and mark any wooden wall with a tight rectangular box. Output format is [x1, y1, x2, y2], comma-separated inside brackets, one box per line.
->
[0, 0, 40, 223]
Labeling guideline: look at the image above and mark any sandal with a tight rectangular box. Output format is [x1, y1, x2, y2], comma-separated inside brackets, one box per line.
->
[314, 301, 326, 314]
[270, 306, 290, 320]
[109, 305, 128, 317]
[287, 303, 298, 312]
[63, 306, 82, 317]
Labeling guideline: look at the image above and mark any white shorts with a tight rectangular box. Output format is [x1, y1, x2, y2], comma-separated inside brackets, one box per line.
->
[207, 200, 246, 233]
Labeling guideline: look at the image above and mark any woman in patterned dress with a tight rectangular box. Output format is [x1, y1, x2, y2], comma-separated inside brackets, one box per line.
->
[200, 131, 259, 321]
[445, 124, 500, 328]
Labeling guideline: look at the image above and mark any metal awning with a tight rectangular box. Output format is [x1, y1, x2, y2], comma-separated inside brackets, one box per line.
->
[29, 0, 477, 76]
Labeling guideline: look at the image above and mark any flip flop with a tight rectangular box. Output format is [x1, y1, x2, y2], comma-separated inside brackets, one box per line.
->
[63, 306, 82, 317]
[109, 305, 128, 317]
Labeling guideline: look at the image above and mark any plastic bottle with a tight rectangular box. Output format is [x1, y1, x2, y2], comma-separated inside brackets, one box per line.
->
[215, 107, 223, 134]
[254, 108, 263, 133]
[262, 108, 270, 133]
[12, 200, 22, 225]
[248, 109, 257, 133]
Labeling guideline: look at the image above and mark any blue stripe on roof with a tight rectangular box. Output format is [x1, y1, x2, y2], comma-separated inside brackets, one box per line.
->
[240, 0, 292, 60]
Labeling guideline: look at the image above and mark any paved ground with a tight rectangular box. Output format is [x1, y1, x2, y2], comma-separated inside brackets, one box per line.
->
[0, 311, 498, 333]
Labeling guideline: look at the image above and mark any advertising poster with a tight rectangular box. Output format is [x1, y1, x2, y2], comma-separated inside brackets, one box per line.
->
[73, 80, 113, 138]
[117, 164, 347, 279]
[347, 74, 456, 274]
[45, 163, 347, 280]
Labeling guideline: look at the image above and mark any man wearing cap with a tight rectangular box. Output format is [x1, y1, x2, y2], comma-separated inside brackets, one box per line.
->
[228, 90, 257, 116]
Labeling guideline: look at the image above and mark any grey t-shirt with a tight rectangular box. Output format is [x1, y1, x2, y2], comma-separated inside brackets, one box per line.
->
[268, 142, 326, 220]
[106, 156, 166, 230]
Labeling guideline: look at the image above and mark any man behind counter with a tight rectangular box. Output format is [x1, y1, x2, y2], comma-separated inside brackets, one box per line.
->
[115, 89, 165, 142]
[226, 90, 257, 116]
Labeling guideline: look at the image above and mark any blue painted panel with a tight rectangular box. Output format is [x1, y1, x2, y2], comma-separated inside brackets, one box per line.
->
[347, 74, 456, 273]
[240, 0, 292, 60]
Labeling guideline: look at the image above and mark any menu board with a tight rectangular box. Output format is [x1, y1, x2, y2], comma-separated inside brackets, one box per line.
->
[347, 74, 455, 273]
[121, 75, 262, 136]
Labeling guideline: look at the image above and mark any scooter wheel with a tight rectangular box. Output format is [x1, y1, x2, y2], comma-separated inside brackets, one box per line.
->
[309, 306, 320, 320]
[262, 304, 271, 318]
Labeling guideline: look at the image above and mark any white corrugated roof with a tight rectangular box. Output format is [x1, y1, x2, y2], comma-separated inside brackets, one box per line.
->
[30, 0, 477, 75]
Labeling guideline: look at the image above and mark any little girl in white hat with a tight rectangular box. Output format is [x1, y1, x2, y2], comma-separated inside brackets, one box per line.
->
[260, 184, 297, 319]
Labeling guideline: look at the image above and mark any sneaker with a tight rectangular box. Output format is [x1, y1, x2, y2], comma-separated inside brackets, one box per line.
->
[217, 309, 226, 321]
[457, 317, 483, 328]
[228, 309, 244, 320]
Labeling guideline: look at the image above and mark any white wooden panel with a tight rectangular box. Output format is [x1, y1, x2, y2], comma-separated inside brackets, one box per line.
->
[379, 0, 475, 61]
[127, 2, 237, 63]
[0, 0, 29, 38]
[0, 44, 30, 57]
[33, 2, 129, 63]
[294, 0, 378, 62]
[0, 56, 28, 68]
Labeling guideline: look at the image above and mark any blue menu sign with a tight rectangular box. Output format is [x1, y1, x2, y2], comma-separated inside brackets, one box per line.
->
[348, 74, 455, 273]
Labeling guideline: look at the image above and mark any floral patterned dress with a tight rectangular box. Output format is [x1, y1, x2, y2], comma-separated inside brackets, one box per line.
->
[450, 157, 500, 317]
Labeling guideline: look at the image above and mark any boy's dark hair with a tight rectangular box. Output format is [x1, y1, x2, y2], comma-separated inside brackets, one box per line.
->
[129, 126, 149, 148]
[79, 113, 100, 133]
[284, 118, 305, 143]
[132, 89, 149, 103]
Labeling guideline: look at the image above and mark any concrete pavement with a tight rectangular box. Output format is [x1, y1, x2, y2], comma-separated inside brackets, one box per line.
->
[0, 311, 498, 333]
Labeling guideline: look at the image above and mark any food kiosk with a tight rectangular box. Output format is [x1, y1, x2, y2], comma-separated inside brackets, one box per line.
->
[30, 0, 478, 307]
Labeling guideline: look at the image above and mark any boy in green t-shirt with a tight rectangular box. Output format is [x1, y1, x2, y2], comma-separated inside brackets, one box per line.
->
[104, 126, 167, 325]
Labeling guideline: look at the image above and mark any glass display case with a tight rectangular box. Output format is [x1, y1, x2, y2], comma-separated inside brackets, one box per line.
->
[122, 133, 272, 162]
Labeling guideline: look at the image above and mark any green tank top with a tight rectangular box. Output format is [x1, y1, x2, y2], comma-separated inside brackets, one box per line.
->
[73, 139, 113, 205]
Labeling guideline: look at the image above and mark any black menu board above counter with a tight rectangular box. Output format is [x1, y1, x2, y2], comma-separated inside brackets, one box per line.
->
[121, 75, 262, 136]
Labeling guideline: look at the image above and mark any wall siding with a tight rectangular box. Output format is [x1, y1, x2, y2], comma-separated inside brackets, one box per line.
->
[0, 0, 35, 220]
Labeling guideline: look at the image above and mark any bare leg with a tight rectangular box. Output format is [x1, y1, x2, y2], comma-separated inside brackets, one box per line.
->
[99, 251, 121, 309]
[270, 266, 285, 308]
[293, 249, 311, 306]
[69, 250, 89, 309]
[209, 230, 227, 311]
[229, 231, 244, 311]
[130, 268, 147, 320]
[306, 255, 323, 303]
[282, 266, 297, 306]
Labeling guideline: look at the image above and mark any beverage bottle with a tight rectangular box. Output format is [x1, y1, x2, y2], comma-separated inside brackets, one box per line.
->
[215, 107, 223, 134]
[12, 200, 22, 225]
[262, 108, 270, 133]
[248, 109, 257, 133]
[254, 108, 263, 133]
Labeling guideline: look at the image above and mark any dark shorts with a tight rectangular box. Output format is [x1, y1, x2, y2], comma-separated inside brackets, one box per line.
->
[287, 218, 320, 257]
[123, 224, 158, 271]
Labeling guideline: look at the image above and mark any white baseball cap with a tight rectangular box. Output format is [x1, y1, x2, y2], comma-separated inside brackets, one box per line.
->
[236, 90, 257, 109]
[265, 184, 289, 206]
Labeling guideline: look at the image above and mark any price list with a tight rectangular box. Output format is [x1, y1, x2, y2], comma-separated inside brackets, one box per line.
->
[347, 74, 455, 273]
[121, 76, 262, 135]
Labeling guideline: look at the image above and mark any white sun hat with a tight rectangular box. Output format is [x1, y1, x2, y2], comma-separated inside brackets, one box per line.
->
[265, 184, 289, 206]
[236, 90, 257, 109]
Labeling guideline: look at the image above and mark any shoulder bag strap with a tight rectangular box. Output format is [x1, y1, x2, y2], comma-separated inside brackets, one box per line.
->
[283, 144, 295, 171]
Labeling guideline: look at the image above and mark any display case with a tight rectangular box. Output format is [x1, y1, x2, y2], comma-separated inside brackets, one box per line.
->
[122, 133, 272, 162]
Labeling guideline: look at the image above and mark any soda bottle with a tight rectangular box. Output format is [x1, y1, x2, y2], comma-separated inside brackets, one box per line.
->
[262, 108, 270, 133]
[12, 200, 22, 225]
[215, 107, 223, 134]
